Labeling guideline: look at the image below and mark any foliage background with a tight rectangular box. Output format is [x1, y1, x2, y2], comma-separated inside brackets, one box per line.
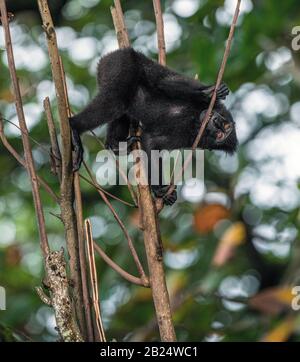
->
[0, 0, 300, 342]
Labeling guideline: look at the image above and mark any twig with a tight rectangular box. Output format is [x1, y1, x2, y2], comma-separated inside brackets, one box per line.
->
[93, 242, 149, 287]
[0, 116, 59, 203]
[111, 0, 130, 48]
[83, 161, 148, 285]
[152, 0, 166, 66]
[79, 173, 135, 208]
[193, 0, 241, 149]
[152, 0, 167, 211]
[0, 117, 61, 160]
[89, 130, 138, 207]
[35, 286, 52, 306]
[169, 0, 241, 193]
[75, 168, 95, 341]
[85, 220, 106, 342]
[0, 0, 50, 258]
[38, 0, 86, 337]
[111, 1, 176, 341]
[59, 56, 94, 342]
[49, 211, 62, 221]
[43, 97, 62, 181]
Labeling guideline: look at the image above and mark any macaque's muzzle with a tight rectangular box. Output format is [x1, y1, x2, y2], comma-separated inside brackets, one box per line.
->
[199, 109, 238, 153]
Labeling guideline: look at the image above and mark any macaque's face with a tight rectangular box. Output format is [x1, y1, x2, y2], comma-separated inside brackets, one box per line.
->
[199, 105, 238, 154]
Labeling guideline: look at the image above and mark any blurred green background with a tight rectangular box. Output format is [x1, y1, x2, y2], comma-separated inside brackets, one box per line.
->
[0, 0, 300, 342]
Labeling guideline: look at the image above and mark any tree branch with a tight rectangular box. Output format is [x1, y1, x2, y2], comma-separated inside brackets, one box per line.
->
[85, 220, 106, 342]
[79, 173, 135, 208]
[0, 116, 59, 203]
[83, 161, 148, 285]
[43, 249, 83, 342]
[38, 0, 86, 337]
[43, 97, 62, 181]
[89, 130, 138, 207]
[59, 56, 94, 342]
[152, 0, 166, 66]
[0, 0, 50, 258]
[170, 0, 241, 192]
[111, 0, 176, 342]
[94, 242, 149, 287]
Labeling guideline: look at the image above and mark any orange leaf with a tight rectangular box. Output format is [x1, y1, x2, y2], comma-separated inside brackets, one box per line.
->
[5, 244, 22, 267]
[249, 286, 294, 315]
[212, 222, 246, 267]
[261, 316, 296, 342]
[194, 204, 230, 234]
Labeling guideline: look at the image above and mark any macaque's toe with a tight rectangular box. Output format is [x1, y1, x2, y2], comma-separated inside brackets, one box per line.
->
[152, 185, 177, 206]
[126, 135, 141, 148]
[162, 189, 177, 206]
[217, 83, 230, 99]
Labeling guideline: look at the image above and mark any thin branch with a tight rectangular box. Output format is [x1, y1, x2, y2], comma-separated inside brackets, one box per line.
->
[43, 97, 62, 181]
[38, 0, 86, 336]
[59, 56, 94, 342]
[83, 161, 148, 285]
[0, 0, 50, 258]
[89, 130, 138, 207]
[111, 2, 176, 342]
[193, 0, 241, 150]
[93, 242, 149, 287]
[0, 117, 60, 161]
[35, 286, 52, 306]
[0, 117, 59, 203]
[152, 0, 167, 211]
[112, 0, 130, 48]
[79, 173, 135, 208]
[85, 220, 106, 342]
[169, 0, 241, 193]
[152, 0, 166, 66]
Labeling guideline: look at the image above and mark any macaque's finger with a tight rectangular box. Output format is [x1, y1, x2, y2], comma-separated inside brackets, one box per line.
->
[71, 128, 84, 171]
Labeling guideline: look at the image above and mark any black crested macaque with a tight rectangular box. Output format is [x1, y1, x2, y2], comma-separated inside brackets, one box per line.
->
[70, 48, 238, 205]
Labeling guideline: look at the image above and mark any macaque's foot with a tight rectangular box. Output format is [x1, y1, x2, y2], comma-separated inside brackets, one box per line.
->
[152, 185, 177, 206]
[105, 142, 122, 155]
[71, 128, 84, 171]
[203, 83, 230, 100]
[105, 136, 141, 155]
[216, 83, 230, 100]
[126, 135, 141, 149]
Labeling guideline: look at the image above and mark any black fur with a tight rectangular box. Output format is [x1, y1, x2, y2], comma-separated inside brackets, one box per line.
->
[70, 48, 238, 204]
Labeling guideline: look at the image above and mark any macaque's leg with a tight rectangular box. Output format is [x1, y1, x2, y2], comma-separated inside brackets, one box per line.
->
[142, 136, 177, 206]
[157, 76, 229, 102]
[106, 116, 141, 155]
[70, 48, 141, 169]
[105, 116, 130, 154]
[69, 90, 133, 135]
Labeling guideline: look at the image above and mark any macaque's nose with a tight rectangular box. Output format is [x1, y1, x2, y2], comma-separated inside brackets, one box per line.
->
[213, 117, 226, 132]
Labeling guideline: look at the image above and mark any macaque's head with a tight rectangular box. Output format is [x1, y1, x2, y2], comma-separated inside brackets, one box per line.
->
[199, 104, 238, 154]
